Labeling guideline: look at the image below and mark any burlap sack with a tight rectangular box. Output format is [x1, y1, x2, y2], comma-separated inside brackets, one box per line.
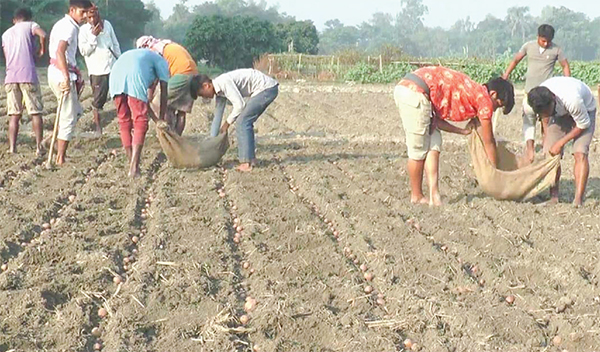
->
[469, 131, 560, 201]
[155, 121, 229, 169]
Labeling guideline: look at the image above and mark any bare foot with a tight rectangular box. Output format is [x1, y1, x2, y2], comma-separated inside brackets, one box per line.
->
[538, 197, 559, 206]
[410, 196, 429, 205]
[237, 163, 253, 172]
[128, 165, 141, 178]
[429, 194, 443, 207]
[128, 169, 141, 178]
[573, 199, 584, 208]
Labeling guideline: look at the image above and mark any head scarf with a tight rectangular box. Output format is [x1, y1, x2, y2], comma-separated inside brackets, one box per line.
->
[135, 35, 172, 55]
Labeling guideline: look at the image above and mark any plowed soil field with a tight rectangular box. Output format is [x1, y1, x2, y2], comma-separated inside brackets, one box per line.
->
[1, 76, 600, 352]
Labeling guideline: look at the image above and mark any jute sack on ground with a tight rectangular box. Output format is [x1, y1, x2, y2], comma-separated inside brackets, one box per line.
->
[469, 131, 560, 201]
[155, 121, 229, 169]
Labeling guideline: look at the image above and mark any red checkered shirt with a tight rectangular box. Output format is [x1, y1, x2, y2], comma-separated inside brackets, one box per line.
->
[399, 66, 494, 122]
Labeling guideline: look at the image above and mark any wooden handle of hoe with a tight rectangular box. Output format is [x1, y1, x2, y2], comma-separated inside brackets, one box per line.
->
[47, 93, 66, 166]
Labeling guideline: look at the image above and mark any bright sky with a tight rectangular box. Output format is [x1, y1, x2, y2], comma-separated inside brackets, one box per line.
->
[149, 0, 600, 30]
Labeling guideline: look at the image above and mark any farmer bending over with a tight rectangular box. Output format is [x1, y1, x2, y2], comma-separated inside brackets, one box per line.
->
[503, 24, 570, 163]
[527, 77, 596, 207]
[395, 66, 514, 206]
[47, 0, 92, 164]
[109, 49, 170, 178]
[198, 69, 279, 172]
[136, 36, 197, 135]
[2, 7, 46, 155]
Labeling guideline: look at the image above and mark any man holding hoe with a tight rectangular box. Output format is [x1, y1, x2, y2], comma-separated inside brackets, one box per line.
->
[503, 24, 570, 163]
[79, 4, 121, 137]
[2, 7, 46, 155]
[47, 0, 93, 165]
[395, 66, 515, 206]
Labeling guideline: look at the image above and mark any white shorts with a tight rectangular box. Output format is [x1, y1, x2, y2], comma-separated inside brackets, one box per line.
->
[48, 77, 83, 141]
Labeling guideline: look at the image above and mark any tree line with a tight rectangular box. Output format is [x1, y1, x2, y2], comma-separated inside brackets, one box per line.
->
[1, 0, 150, 63]
[319, 0, 600, 61]
[144, 0, 319, 70]
[2, 0, 599, 71]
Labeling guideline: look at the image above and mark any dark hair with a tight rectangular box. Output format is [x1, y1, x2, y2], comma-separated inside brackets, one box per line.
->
[484, 77, 515, 114]
[527, 86, 555, 115]
[538, 24, 555, 40]
[190, 74, 212, 99]
[14, 8, 33, 21]
[69, 0, 93, 9]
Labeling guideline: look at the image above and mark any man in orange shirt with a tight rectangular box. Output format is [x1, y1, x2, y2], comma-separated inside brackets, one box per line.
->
[136, 36, 198, 134]
[395, 66, 515, 206]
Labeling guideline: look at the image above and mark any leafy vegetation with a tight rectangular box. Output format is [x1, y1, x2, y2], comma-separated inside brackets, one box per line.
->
[0, 0, 150, 49]
[185, 15, 281, 71]
[343, 59, 600, 85]
[1, 0, 150, 65]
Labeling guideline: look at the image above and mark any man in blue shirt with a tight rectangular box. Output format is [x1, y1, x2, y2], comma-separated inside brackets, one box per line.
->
[109, 49, 170, 178]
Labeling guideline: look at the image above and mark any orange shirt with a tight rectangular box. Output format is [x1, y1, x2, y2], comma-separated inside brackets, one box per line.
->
[399, 66, 493, 122]
[162, 43, 198, 76]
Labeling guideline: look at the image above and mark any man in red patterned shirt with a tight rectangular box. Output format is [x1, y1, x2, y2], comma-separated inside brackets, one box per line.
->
[394, 66, 515, 206]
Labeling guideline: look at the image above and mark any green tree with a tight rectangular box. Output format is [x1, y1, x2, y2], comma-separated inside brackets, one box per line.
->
[1, 0, 150, 53]
[394, 0, 428, 55]
[185, 15, 281, 69]
[318, 19, 360, 54]
[97, 0, 151, 50]
[359, 13, 396, 53]
[471, 15, 510, 58]
[540, 6, 595, 60]
[192, 0, 289, 23]
[143, 0, 165, 38]
[505, 6, 534, 42]
[163, 0, 195, 43]
[1, 0, 65, 39]
[276, 20, 319, 54]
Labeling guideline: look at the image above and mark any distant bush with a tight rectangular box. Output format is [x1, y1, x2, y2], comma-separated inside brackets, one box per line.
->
[344, 58, 600, 86]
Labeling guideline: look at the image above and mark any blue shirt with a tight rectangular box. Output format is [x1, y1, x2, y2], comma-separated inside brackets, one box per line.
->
[109, 49, 170, 102]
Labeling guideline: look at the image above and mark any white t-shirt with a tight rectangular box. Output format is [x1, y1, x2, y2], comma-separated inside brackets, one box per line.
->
[541, 77, 597, 129]
[48, 15, 80, 82]
[79, 20, 121, 76]
[213, 69, 278, 124]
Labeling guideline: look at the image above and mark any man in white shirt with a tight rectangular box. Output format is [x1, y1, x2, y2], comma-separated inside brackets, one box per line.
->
[527, 77, 597, 207]
[197, 69, 279, 172]
[79, 5, 120, 136]
[47, 0, 92, 165]
[503, 24, 570, 163]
